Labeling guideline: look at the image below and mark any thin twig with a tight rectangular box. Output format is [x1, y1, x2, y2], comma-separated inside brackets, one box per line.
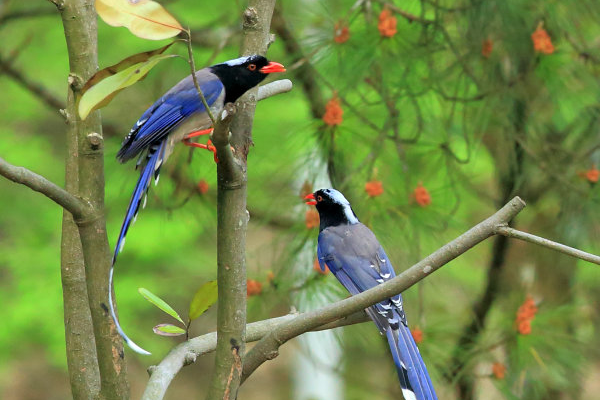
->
[0, 52, 64, 111]
[0, 156, 92, 220]
[496, 226, 600, 265]
[184, 29, 215, 124]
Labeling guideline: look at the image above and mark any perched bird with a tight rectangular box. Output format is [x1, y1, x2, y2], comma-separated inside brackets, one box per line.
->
[305, 188, 437, 400]
[110, 55, 285, 354]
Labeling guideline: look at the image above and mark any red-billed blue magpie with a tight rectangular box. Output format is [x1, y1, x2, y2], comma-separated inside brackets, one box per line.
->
[110, 55, 285, 354]
[305, 188, 437, 400]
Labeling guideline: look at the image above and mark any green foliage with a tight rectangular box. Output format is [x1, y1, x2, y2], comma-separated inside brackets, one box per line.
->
[138, 287, 183, 324]
[1, 0, 600, 399]
[78, 43, 177, 119]
[188, 280, 218, 321]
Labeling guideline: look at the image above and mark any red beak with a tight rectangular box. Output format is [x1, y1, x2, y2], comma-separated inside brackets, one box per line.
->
[304, 193, 317, 206]
[260, 61, 286, 74]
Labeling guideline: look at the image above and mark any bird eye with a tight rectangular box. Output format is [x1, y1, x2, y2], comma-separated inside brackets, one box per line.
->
[248, 64, 257, 71]
[317, 195, 323, 202]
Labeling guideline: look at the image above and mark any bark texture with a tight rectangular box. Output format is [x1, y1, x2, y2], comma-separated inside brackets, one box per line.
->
[205, 1, 277, 399]
[57, 1, 130, 399]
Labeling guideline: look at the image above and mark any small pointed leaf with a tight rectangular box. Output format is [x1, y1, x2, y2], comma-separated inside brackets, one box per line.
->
[78, 44, 175, 120]
[153, 323, 186, 337]
[96, 0, 183, 40]
[188, 280, 218, 321]
[138, 288, 184, 324]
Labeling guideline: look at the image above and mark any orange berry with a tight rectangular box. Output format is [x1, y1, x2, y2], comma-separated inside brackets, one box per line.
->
[481, 39, 493, 58]
[334, 21, 350, 44]
[531, 23, 554, 55]
[305, 209, 320, 229]
[585, 165, 599, 183]
[323, 95, 343, 126]
[197, 179, 209, 194]
[492, 362, 506, 379]
[411, 327, 424, 344]
[378, 8, 397, 38]
[365, 180, 384, 197]
[518, 320, 531, 335]
[413, 183, 431, 207]
[247, 279, 262, 297]
[515, 295, 537, 334]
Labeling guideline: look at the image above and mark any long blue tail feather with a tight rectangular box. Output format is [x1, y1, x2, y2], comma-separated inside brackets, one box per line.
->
[109, 140, 167, 355]
[386, 323, 437, 400]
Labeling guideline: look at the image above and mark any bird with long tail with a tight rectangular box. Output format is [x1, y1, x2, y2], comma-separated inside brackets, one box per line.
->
[305, 188, 437, 400]
[111, 55, 285, 354]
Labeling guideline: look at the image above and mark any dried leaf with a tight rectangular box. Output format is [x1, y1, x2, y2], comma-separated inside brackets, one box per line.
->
[188, 280, 218, 321]
[78, 44, 176, 120]
[138, 288, 184, 324]
[96, 0, 183, 40]
[153, 323, 186, 336]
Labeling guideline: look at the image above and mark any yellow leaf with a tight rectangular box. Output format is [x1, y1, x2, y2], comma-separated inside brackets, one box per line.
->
[96, 0, 183, 40]
[78, 44, 176, 120]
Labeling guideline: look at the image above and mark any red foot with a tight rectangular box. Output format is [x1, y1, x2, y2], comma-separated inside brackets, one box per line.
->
[184, 128, 214, 140]
[184, 138, 219, 162]
[183, 128, 218, 162]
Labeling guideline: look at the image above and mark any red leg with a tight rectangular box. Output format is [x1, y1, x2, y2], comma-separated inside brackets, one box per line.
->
[184, 128, 214, 140]
[183, 138, 218, 163]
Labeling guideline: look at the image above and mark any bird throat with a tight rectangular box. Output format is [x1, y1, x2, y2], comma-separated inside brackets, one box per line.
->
[318, 204, 359, 232]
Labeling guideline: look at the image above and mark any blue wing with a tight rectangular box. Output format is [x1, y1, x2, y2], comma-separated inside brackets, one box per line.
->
[317, 225, 437, 400]
[117, 74, 224, 162]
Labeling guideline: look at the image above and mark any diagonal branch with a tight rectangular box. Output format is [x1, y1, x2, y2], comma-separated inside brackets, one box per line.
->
[141, 195, 600, 399]
[239, 196, 527, 382]
[0, 52, 64, 111]
[142, 312, 369, 400]
[0, 156, 92, 220]
[496, 226, 600, 265]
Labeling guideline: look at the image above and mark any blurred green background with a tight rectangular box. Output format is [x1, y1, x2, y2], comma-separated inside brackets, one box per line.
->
[1, 0, 600, 399]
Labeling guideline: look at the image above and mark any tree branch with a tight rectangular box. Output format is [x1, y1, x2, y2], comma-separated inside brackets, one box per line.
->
[0, 52, 65, 111]
[256, 79, 293, 101]
[240, 197, 528, 382]
[141, 311, 369, 400]
[496, 226, 600, 265]
[0, 7, 56, 25]
[141, 196, 600, 398]
[205, 1, 277, 399]
[57, 1, 130, 399]
[0, 156, 92, 220]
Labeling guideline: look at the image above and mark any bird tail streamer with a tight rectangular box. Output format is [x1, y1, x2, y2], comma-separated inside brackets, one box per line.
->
[385, 323, 437, 400]
[109, 140, 167, 355]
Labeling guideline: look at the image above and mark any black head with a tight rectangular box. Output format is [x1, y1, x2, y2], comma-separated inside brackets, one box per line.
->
[305, 188, 359, 231]
[209, 55, 285, 104]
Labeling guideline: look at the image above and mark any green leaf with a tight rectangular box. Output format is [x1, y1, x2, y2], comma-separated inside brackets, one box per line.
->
[188, 280, 218, 321]
[138, 287, 184, 324]
[78, 43, 176, 120]
[153, 323, 186, 337]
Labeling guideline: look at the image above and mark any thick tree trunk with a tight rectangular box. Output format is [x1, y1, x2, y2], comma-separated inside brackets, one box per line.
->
[57, 1, 130, 399]
[205, 1, 276, 399]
